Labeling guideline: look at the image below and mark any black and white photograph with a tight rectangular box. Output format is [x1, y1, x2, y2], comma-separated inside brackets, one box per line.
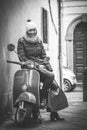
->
[0, 0, 87, 129]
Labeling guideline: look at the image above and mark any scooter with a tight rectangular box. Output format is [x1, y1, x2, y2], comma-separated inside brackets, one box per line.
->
[7, 44, 50, 125]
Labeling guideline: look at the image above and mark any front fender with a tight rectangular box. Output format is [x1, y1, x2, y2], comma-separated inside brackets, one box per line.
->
[14, 92, 36, 107]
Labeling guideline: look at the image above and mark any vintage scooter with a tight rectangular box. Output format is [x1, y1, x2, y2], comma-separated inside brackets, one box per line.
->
[7, 44, 50, 125]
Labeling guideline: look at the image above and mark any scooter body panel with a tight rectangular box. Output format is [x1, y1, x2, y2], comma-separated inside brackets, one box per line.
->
[13, 69, 40, 106]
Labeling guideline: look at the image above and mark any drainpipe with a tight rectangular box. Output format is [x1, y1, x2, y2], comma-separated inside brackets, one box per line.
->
[48, 0, 62, 87]
[57, 0, 62, 88]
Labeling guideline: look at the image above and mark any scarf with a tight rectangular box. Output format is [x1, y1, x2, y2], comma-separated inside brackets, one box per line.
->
[24, 33, 39, 43]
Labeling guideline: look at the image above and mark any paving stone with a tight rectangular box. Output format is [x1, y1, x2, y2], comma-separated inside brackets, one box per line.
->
[0, 87, 87, 130]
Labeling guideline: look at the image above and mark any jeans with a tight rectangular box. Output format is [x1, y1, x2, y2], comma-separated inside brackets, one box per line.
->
[38, 68, 54, 99]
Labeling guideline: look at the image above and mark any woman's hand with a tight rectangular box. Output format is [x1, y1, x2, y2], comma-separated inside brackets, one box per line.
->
[21, 61, 25, 65]
[38, 65, 46, 70]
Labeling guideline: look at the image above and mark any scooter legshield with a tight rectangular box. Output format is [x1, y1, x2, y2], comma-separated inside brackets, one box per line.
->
[13, 69, 40, 106]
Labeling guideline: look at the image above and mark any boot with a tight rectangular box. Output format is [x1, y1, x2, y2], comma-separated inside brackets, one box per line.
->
[50, 112, 64, 121]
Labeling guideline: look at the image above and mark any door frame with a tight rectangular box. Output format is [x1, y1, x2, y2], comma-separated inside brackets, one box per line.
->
[65, 15, 87, 72]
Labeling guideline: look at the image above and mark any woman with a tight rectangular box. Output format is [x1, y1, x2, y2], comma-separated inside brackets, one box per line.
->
[17, 19, 68, 121]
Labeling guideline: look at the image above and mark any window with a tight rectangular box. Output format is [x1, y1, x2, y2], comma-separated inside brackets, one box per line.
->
[42, 8, 48, 47]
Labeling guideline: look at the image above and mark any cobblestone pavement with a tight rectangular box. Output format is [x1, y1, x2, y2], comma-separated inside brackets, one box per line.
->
[0, 86, 87, 130]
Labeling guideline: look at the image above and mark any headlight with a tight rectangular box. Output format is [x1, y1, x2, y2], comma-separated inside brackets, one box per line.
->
[72, 76, 76, 80]
[70, 76, 77, 83]
[22, 84, 27, 91]
[26, 60, 34, 68]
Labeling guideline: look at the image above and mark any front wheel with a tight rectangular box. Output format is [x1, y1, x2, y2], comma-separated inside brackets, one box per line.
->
[15, 101, 32, 126]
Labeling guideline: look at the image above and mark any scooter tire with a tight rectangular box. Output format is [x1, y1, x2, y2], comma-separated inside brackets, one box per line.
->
[15, 108, 26, 126]
[15, 103, 32, 126]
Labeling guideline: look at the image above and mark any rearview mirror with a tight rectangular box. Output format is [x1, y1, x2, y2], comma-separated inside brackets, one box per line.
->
[7, 44, 15, 51]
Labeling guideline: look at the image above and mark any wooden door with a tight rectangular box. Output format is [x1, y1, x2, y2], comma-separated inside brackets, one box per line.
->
[74, 22, 87, 83]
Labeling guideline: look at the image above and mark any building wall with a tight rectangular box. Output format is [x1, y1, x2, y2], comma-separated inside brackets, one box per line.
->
[40, 0, 59, 81]
[0, 0, 59, 121]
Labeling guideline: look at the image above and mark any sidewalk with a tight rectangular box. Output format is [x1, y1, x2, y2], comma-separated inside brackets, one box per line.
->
[0, 87, 87, 130]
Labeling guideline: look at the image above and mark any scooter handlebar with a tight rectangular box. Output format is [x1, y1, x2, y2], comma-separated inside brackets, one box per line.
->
[6, 60, 38, 70]
[6, 59, 50, 71]
[7, 60, 22, 66]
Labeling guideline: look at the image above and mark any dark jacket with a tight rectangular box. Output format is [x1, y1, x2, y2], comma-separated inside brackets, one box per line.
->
[17, 37, 53, 71]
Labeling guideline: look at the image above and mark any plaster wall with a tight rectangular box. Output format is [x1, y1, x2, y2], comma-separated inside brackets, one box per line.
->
[0, 0, 59, 121]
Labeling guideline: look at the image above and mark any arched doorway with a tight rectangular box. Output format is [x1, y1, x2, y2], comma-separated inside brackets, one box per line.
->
[65, 16, 87, 102]
[74, 22, 87, 84]
[65, 15, 87, 85]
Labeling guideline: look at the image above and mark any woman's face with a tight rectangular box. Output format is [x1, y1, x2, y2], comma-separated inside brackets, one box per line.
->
[27, 28, 37, 37]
